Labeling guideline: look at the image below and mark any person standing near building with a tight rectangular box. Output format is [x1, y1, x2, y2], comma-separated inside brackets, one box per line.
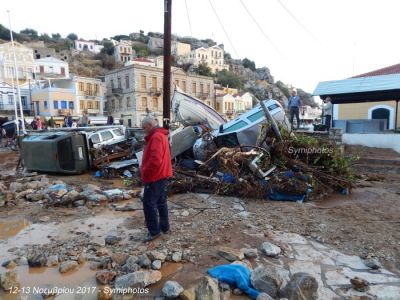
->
[288, 89, 302, 130]
[107, 113, 114, 125]
[67, 113, 73, 128]
[48, 116, 55, 128]
[322, 96, 333, 131]
[36, 117, 43, 130]
[140, 116, 172, 242]
[81, 112, 89, 127]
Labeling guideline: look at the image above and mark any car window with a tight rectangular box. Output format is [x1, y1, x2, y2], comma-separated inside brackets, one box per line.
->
[101, 131, 113, 141]
[112, 129, 124, 137]
[90, 133, 100, 144]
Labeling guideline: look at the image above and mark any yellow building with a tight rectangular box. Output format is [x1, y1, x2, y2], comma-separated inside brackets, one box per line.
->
[31, 76, 105, 125]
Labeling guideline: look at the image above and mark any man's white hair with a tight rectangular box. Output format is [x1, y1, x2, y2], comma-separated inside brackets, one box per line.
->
[142, 116, 158, 127]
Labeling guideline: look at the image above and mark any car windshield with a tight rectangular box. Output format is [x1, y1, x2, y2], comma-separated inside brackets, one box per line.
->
[113, 129, 124, 136]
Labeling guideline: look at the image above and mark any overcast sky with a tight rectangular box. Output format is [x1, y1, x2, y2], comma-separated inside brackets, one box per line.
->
[2, 0, 400, 92]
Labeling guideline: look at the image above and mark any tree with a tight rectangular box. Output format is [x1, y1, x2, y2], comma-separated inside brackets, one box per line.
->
[216, 69, 243, 89]
[193, 63, 212, 77]
[242, 58, 256, 71]
[40, 33, 51, 42]
[51, 33, 62, 40]
[133, 44, 149, 57]
[101, 40, 114, 55]
[20, 28, 38, 38]
[112, 34, 130, 41]
[67, 33, 78, 41]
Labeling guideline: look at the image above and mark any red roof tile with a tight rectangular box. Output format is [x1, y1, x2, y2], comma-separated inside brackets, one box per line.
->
[352, 63, 400, 78]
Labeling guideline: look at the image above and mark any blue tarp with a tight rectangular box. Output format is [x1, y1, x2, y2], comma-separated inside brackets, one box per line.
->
[208, 264, 260, 299]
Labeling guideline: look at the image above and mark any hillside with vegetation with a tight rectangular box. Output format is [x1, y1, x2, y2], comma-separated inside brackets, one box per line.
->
[0, 25, 315, 107]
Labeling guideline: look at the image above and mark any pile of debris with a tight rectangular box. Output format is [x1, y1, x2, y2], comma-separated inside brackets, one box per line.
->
[169, 124, 356, 202]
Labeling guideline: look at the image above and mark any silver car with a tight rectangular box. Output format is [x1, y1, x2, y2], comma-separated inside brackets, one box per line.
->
[88, 128, 126, 149]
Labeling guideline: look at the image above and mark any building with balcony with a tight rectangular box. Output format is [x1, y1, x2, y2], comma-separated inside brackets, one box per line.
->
[105, 64, 215, 127]
[31, 76, 105, 123]
[234, 92, 253, 114]
[187, 45, 228, 73]
[113, 40, 135, 63]
[0, 81, 32, 118]
[216, 93, 235, 118]
[0, 41, 35, 83]
[34, 57, 69, 79]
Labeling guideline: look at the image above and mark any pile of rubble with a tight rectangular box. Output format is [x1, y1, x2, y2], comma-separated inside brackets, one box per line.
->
[0, 173, 137, 208]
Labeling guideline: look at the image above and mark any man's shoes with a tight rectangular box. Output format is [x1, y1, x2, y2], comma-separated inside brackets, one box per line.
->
[162, 229, 171, 235]
[143, 232, 161, 242]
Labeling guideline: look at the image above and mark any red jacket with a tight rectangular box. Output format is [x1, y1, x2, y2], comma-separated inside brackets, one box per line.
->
[141, 127, 173, 183]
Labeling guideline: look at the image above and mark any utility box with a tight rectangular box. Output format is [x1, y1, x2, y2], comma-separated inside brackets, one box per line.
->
[21, 132, 90, 174]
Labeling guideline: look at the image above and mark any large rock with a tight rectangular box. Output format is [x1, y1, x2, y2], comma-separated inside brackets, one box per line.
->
[152, 260, 162, 270]
[59, 261, 79, 273]
[112, 253, 128, 266]
[46, 255, 59, 267]
[261, 242, 281, 257]
[172, 251, 182, 262]
[9, 182, 24, 193]
[61, 190, 80, 204]
[180, 288, 196, 300]
[162, 281, 184, 298]
[114, 270, 162, 289]
[96, 270, 117, 285]
[250, 265, 286, 298]
[242, 248, 258, 258]
[122, 256, 140, 273]
[364, 258, 381, 270]
[28, 253, 47, 267]
[0, 270, 20, 291]
[105, 235, 121, 245]
[279, 272, 318, 300]
[147, 250, 167, 262]
[195, 276, 220, 300]
[138, 254, 151, 268]
[218, 247, 244, 262]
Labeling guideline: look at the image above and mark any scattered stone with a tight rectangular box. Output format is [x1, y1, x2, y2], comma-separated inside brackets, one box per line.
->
[218, 247, 244, 262]
[195, 276, 220, 300]
[28, 253, 47, 267]
[105, 235, 121, 245]
[280, 272, 318, 300]
[181, 210, 190, 217]
[46, 255, 59, 267]
[78, 254, 86, 264]
[162, 281, 184, 298]
[251, 265, 283, 298]
[122, 257, 140, 273]
[0, 270, 20, 291]
[219, 282, 230, 291]
[350, 277, 370, 292]
[114, 270, 162, 289]
[261, 242, 281, 257]
[364, 258, 381, 270]
[96, 248, 109, 257]
[59, 261, 79, 273]
[152, 260, 162, 270]
[9, 182, 23, 193]
[2, 260, 17, 269]
[256, 292, 274, 300]
[148, 251, 167, 262]
[172, 251, 182, 262]
[39, 216, 51, 222]
[112, 253, 128, 266]
[18, 257, 28, 266]
[242, 248, 258, 258]
[96, 270, 117, 285]
[138, 254, 152, 268]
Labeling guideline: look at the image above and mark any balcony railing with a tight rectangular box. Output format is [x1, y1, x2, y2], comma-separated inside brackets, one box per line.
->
[148, 87, 162, 96]
[112, 87, 123, 95]
[58, 109, 73, 116]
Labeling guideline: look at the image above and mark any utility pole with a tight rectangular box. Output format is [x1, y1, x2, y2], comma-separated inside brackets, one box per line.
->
[7, 10, 26, 133]
[163, 0, 172, 129]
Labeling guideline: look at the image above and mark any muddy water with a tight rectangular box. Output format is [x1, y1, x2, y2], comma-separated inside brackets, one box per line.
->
[0, 218, 31, 239]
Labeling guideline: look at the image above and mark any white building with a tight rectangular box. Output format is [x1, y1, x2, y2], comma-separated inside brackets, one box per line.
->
[148, 37, 191, 56]
[113, 40, 135, 63]
[187, 45, 228, 73]
[0, 81, 32, 117]
[74, 40, 103, 54]
[34, 57, 69, 79]
[216, 93, 235, 118]
[0, 41, 35, 82]
[234, 92, 253, 113]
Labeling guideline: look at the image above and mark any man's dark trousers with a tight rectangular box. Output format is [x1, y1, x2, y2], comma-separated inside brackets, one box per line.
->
[325, 115, 332, 131]
[143, 179, 170, 236]
[290, 107, 300, 129]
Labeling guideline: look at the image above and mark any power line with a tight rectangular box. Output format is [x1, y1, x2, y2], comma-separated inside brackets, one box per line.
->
[184, 0, 193, 38]
[276, 0, 320, 43]
[207, 0, 240, 58]
[239, 0, 282, 56]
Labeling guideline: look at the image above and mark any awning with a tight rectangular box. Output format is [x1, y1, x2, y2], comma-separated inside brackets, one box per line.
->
[313, 74, 400, 104]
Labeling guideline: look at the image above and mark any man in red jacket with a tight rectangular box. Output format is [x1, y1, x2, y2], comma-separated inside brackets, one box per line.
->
[140, 116, 172, 242]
